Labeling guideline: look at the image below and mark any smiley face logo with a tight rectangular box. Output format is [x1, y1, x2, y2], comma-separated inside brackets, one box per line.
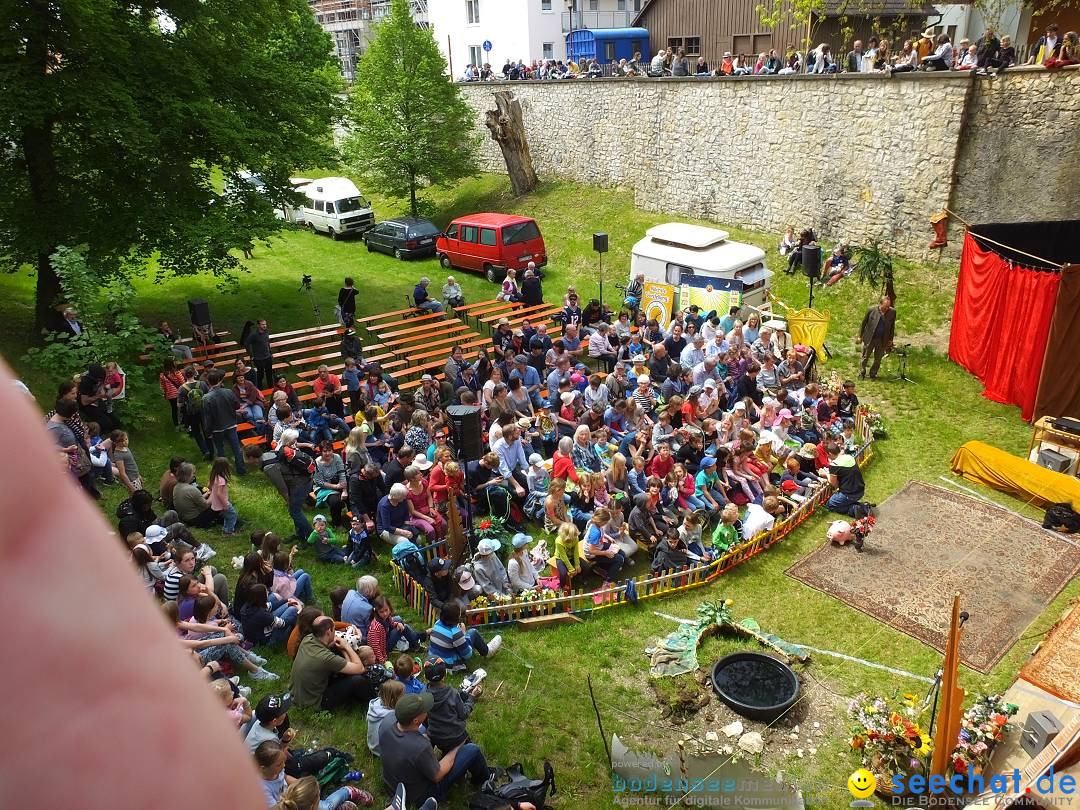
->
[848, 768, 877, 802]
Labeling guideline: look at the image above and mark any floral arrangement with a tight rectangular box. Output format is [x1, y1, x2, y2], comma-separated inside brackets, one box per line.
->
[861, 404, 887, 439]
[849, 692, 933, 780]
[948, 694, 1017, 776]
[475, 516, 510, 544]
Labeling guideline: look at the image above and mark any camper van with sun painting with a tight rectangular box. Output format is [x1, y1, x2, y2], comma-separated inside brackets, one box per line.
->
[629, 223, 773, 330]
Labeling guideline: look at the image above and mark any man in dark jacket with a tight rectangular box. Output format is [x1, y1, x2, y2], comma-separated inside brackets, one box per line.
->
[202, 369, 247, 474]
[245, 443, 313, 541]
[856, 296, 896, 380]
[244, 319, 274, 389]
[519, 269, 543, 307]
[422, 659, 478, 753]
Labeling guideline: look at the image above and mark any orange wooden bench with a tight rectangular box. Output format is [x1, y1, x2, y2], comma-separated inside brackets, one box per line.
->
[461, 300, 521, 324]
[354, 305, 423, 326]
[504, 304, 562, 325]
[452, 299, 502, 315]
[376, 317, 469, 342]
[378, 323, 473, 349]
[477, 302, 551, 328]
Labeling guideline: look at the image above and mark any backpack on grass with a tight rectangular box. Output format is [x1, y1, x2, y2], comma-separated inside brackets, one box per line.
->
[470, 760, 556, 810]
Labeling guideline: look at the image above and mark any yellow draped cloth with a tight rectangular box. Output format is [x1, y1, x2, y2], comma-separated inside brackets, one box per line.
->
[785, 307, 831, 363]
[950, 440, 1080, 509]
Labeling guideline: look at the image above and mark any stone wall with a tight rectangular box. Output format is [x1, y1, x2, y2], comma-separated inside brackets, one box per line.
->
[458, 67, 1079, 259]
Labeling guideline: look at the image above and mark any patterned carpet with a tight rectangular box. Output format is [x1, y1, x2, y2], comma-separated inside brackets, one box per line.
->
[786, 481, 1080, 673]
[1021, 601, 1080, 703]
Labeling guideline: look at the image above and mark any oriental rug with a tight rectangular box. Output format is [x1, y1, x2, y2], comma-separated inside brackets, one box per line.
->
[786, 481, 1080, 673]
[1020, 601, 1080, 703]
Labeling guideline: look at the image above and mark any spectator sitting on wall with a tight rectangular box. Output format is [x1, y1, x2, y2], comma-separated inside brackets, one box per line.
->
[649, 49, 667, 76]
[630, 51, 646, 74]
[891, 40, 919, 73]
[845, 40, 865, 73]
[921, 34, 953, 70]
[778, 47, 802, 74]
[956, 44, 979, 70]
[1045, 31, 1079, 67]
[694, 56, 710, 75]
[764, 49, 782, 73]
[1029, 23, 1061, 64]
[671, 47, 690, 76]
[807, 43, 838, 73]
[479, 63, 495, 81]
[991, 36, 1016, 70]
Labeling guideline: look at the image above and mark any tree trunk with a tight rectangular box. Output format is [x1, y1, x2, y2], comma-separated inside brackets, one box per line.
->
[484, 91, 538, 197]
[23, 0, 63, 335]
[409, 173, 418, 219]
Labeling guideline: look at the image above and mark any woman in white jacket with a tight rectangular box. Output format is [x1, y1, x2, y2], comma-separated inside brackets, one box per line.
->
[506, 533, 540, 594]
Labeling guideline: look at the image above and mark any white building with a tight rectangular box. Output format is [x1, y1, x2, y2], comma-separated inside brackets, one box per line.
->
[932, 1, 1032, 47]
[428, 0, 640, 75]
[309, 0, 429, 81]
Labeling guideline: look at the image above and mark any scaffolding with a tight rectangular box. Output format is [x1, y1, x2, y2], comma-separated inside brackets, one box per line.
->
[308, 0, 429, 80]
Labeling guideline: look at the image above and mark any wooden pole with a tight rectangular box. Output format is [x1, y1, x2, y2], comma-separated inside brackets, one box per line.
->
[446, 501, 465, 568]
[930, 593, 966, 779]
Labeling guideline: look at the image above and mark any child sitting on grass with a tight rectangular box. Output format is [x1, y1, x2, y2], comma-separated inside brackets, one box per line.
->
[367, 679, 404, 756]
[345, 514, 375, 568]
[307, 514, 348, 564]
[164, 601, 278, 681]
[255, 742, 371, 809]
[392, 653, 424, 694]
[366, 595, 422, 663]
[711, 503, 741, 551]
[272, 551, 315, 604]
[209, 677, 251, 730]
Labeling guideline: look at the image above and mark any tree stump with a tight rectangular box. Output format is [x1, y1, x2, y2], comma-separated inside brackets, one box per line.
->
[484, 91, 538, 196]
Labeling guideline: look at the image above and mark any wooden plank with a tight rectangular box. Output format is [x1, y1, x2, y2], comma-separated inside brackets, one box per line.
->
[376, 318, 468, 342]
[505, 305, 562, 325]
[516, 613, 583, 630]
[373, 312, 448, 336]
[464, 300, 521, 321]
[452, 298, 503, 315]
[353, 305, 422, 325]
[478, 301, 552, 325]
[379, 325, 475, 350]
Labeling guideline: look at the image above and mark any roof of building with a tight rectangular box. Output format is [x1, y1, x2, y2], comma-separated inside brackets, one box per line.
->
[634, 0, 933, 24]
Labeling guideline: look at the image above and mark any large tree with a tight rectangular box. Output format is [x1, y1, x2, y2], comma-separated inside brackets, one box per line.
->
[0, 0, 342, 332]
[343, 0, 479, 218]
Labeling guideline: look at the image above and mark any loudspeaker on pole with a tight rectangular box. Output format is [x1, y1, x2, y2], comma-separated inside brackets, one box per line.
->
[802, 245, 822, 280]
[446, 405, 483, 460]
[187, 299, 211, 326]
[593, 232, 609, 253]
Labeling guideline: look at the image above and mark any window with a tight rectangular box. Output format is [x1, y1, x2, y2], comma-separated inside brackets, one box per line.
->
[667, 37, 683, 52]
[479, 228, 497, 246]
[631, 38, 642, 55]
[605, 42, 616, 61]
[541, 0, 552, 9]
[313, 200, 326, 212]
[634, 0, 642, 10]
[408, 222, 441, 238]
[502, 221, 540, 245]
[543, 42, 554, 60]
[469, 45, 483, 67]
[465, 0, 479, 25]
[461, 225, 479, 243]
[685, 37, 701, 55]
[588, 0, 598, 8]
[665, 262, 694, 285]
[446, 223, 459, 239]
[617, 0, 626, 9]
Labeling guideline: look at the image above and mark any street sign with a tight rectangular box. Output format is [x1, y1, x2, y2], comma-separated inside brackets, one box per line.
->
[483, 40, 492, 52]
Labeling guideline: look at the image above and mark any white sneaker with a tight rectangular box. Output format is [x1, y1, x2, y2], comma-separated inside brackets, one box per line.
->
[250, 668, 279, 681]
[485, 635, 502, 658]
[247, 651, 268, 666]
[238, 685, 252, 699]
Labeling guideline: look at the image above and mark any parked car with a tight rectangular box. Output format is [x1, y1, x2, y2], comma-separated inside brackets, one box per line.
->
[435, 213, 547, 283]
[282, 177, 374, 240]
[362, 218, 441, 260]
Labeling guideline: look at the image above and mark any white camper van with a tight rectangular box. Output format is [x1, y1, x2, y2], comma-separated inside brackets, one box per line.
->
[629, 223, 772, 327]
[286, 177, 374, 240]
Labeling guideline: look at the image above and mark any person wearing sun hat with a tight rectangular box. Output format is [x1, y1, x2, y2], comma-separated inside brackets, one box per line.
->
[471, 538, 510, 599]
[378, 687, 492, 803]
[506, 533, 540, 594]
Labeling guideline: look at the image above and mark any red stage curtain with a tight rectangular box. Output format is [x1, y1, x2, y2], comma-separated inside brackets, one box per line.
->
[948, 233, 1060, 421]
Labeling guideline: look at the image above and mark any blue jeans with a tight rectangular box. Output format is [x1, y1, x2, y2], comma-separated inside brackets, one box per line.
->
[435, 743, 489, 800]
[220, 503, 238, 533]
[293, 570, 314, 603]
[211, 426, 247, 474]
[827, 491, 862, 516]
[320, 786, 357, 810]
[287, 484, 314, 541]
[268, 605, 298, 646]
[388, 621, 420, 652]
[243, 403, 265, 424]
[681, 493, 707, 510]
[318, 548, 348, 564]
[419, 300, 444, 314]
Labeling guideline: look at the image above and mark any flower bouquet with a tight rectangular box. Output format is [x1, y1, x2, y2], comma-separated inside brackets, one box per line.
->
[849, 692, 932, 792]
[474, 516, 510, 545]
[860, 403, 887, 439]
[948, 694, 1017, 776]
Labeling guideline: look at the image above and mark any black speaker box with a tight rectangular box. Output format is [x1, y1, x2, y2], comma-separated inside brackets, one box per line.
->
[187, 298, 211, 326]
[802, 245, 822, 279]
[446, 405, 483, 460]
[593, 232, 609, 253]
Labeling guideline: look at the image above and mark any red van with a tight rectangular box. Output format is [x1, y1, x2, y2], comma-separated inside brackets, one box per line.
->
[436, 213, 547, 282]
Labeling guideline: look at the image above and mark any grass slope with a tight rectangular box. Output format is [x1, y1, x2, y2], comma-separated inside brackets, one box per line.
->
[0, 173, 1071, 810]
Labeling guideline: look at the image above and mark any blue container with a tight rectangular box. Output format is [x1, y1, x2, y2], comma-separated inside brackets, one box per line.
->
[565, 27, 650, 66]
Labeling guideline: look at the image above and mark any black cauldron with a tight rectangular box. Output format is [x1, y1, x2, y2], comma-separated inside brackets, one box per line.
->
[711, 652, 801, 723]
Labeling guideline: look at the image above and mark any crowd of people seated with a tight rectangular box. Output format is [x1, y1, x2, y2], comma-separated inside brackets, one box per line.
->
[461, 22, 1075, 84]
[37, 271, 884, 807]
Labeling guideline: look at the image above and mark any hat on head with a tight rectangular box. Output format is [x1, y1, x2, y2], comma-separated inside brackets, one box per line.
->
[513, 328, 524, 337]
[797, 442, 818, 459]
[701, 456, 717, 468]
[145, 524, 168, 543]
[423, 658, 447, 683]
[688, 385, 703, 399]
[313, 513, 327, 524]
[497, 317, 510, 326]
[511, 532, 533, 549]
[703, 379, 717, 390]
[922, 27, 935, 37]
[758, 430, 776, 445]
[560, 391, 577, 405]
[732, 402, 747, 412]
[395, 691, 435, 724]
[724, 51, 733, 57]
[457, 569, 477, 590]
[777, 408, 794, 420]
[421, 374, 433, 381]
[476, 538, 501, 555]
[514, 354, 529, 364]
[516, 417, 533, 429]
[528, 452, 544, 466]
[255, 694, 292, 724]
[412, 456, 432, 471]
[632, 354, 647, 363]
[429, 557, 451, 574]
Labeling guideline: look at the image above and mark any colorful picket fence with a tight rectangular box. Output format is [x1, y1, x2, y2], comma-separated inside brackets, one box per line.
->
[393, 409, 877, 629]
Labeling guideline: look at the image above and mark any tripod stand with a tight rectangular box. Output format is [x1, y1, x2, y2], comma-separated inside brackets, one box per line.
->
[892, 345, 912, 382]
[298, 274, 321, 323]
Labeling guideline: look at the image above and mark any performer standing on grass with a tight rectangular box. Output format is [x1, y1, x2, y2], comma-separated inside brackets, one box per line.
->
[856, 296, 896, 380]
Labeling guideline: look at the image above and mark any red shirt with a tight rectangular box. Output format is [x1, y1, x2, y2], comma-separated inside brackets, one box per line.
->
[551, 451, 579, 484]
[366, 616, 390, 664]
[648, 454, 674, 479]
[313, 374, 342, 399]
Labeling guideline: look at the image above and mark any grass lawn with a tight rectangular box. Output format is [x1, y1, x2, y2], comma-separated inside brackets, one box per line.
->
[1, 173, 1072, 810]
